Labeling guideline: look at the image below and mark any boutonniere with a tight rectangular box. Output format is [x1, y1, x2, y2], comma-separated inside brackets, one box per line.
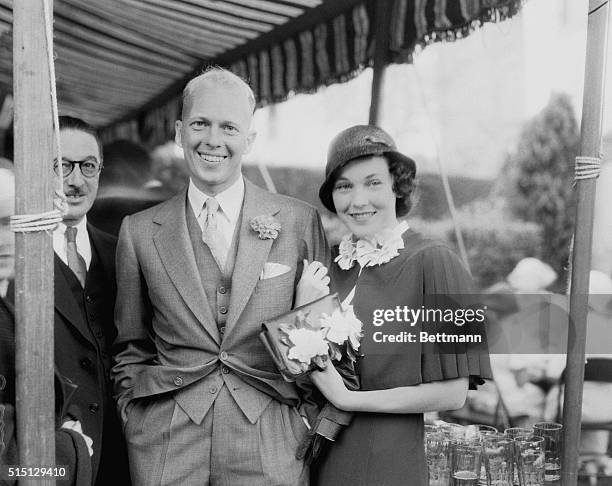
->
[250, 215, 281, 240]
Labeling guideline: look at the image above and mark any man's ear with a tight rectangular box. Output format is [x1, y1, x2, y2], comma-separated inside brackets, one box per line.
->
[175, 120, 183, 148]
[244, 129, 257, 154]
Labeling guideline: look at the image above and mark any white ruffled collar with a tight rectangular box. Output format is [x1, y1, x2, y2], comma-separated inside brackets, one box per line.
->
[335, 220, 409, 270]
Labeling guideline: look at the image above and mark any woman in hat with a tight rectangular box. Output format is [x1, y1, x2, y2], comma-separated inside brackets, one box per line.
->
[309, 125, 491, 485]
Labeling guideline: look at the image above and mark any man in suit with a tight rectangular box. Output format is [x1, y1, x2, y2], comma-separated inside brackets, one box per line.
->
[52, 116, 129, 485]
[0, 165, 93, 485]
[112, 68, 328, 485]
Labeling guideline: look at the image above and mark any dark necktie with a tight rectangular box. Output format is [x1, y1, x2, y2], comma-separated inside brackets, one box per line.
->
[65, 226, 87, 287]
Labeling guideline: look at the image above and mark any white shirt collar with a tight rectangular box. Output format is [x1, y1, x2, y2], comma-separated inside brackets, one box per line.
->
[53, 216, 92, 270]
[187, 176, 245, 225]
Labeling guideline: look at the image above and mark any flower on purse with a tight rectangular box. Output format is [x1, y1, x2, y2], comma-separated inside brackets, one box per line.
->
[250, 215, 281, 240]
[286, 328, 330, 364]
[320, 307, 363, 350]
[280, 311, 329, 370]
[280, 304, 364, 371]
[319, 305, 363, 363]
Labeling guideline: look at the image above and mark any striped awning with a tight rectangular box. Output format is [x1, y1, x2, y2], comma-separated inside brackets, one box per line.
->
[0, 0, 522, 145]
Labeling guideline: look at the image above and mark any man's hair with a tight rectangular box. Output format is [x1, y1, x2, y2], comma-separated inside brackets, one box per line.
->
[181, 67, 256, 119]
[58, 115, 103, 160]
[100, 139, 152, 189]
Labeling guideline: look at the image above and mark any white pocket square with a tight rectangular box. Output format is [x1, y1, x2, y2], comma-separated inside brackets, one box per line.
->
[259, 262, 291, 280]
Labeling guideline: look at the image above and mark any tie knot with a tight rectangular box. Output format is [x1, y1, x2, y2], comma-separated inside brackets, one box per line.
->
[65, 226, 77, 243]
[204, 197, 219, 215]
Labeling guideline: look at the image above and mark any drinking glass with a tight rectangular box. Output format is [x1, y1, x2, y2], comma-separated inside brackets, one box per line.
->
[426, 430, 451, 486]
[451, 442, 483, 486]
[504, 427, 533, 440]
[441, 422, 467, 441]
[504, 428, 534, 485]
[462, 425, 500, 485]
[532, 422, 562, 483]
[466, 424, 499, 443]
[483, 435, 514, 486]
[515, 436, 545, 486]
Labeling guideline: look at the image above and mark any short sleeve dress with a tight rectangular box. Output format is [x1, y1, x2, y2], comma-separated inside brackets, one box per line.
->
[313, 229, 492, 486]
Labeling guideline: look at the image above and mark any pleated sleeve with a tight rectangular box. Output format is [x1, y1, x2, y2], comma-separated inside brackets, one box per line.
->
[418, 244, 492, 389]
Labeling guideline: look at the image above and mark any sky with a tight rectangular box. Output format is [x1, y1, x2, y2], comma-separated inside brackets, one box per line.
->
[246, 0, 610, 180]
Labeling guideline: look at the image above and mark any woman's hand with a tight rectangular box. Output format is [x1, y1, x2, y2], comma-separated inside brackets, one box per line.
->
[295, 259, 330, 307]
[310, 362, 352, 410]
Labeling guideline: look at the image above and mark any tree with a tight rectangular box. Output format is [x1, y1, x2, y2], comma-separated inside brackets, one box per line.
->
[499, 93, 579, 284]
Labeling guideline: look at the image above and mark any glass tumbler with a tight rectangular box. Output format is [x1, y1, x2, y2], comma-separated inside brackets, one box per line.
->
[515, 436, 545, 486]
[451, 442, 483, 486]
[532, 422, 562, 483]
[426, 430, 451, 486]
[483, 435, 514, 486]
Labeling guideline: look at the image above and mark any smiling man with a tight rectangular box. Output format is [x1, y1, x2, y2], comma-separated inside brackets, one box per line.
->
[112, 68, 329, 486]
[52, 116, 130, 485]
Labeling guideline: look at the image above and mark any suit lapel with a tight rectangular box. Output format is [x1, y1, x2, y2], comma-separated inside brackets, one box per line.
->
[226, 181, 280, 330]
[153, 190, 220, 344]
[54, 255, 96, 346]
[87, 224, 115, 283]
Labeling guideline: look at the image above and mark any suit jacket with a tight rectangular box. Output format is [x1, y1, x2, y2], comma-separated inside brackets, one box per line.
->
[0, 296, 92, 486]
[54, 224, 129, 485]
[112, 179, 329, 427]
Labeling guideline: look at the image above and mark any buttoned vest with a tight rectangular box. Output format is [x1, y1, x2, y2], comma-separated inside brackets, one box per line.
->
[186, 203, 241, 337]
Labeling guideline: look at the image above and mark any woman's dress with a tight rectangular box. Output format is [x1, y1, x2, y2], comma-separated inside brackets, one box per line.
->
[314, 229, 492, 486]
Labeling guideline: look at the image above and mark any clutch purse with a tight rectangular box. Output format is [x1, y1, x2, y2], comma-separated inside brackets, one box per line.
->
[260, 293, 341, 382]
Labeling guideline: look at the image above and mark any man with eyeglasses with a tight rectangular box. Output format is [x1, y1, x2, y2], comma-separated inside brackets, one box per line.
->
[51, 116, 130, 485]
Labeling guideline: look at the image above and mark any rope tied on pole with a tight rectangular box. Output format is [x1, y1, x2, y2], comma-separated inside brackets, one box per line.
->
[9, 208, 64, 234]
[9, 0, 66, 235]
[574, 155, 602, 180]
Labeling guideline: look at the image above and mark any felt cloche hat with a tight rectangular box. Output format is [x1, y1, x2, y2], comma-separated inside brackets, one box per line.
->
[318, 125, 416, 213]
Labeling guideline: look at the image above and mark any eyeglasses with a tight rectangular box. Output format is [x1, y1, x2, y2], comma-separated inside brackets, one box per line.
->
[53, 157, 102, 178]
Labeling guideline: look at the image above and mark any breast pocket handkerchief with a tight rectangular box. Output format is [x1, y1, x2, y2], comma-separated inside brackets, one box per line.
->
[260, 262, 291, 280]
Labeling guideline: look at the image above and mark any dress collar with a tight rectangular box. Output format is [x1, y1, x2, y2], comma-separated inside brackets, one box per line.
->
[335, 220, 409, 270]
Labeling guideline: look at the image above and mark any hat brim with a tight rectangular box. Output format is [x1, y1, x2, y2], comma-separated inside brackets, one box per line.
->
[318, 150, 416, 213]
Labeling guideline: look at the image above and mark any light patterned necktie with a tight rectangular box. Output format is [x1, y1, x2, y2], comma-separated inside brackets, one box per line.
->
[65, 226, 87, 287]
[201, 198, 228, 269]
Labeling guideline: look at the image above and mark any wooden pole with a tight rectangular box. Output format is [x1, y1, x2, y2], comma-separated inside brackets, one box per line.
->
[12, 1, 56, 484]
[368, 0, 392, 125]
[561, 1, 609, 485]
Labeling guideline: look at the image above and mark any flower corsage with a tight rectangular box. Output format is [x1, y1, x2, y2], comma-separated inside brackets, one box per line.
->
[335, 220, 409, 270]
[250, 215, 281, 240]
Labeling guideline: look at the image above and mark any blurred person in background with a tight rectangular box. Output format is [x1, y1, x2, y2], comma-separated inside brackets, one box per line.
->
[475, 258, 566, 426]
[0, 165, 94, 485]
[89, 139, 171, 235]
[150, 140, 191, 194]
[543, 270, 612, 476]
[0, 157, 14, 299]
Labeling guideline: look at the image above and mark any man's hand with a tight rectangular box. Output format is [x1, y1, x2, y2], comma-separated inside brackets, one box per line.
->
[295, 260, 330, 307]
[61, 420, 94, 457]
